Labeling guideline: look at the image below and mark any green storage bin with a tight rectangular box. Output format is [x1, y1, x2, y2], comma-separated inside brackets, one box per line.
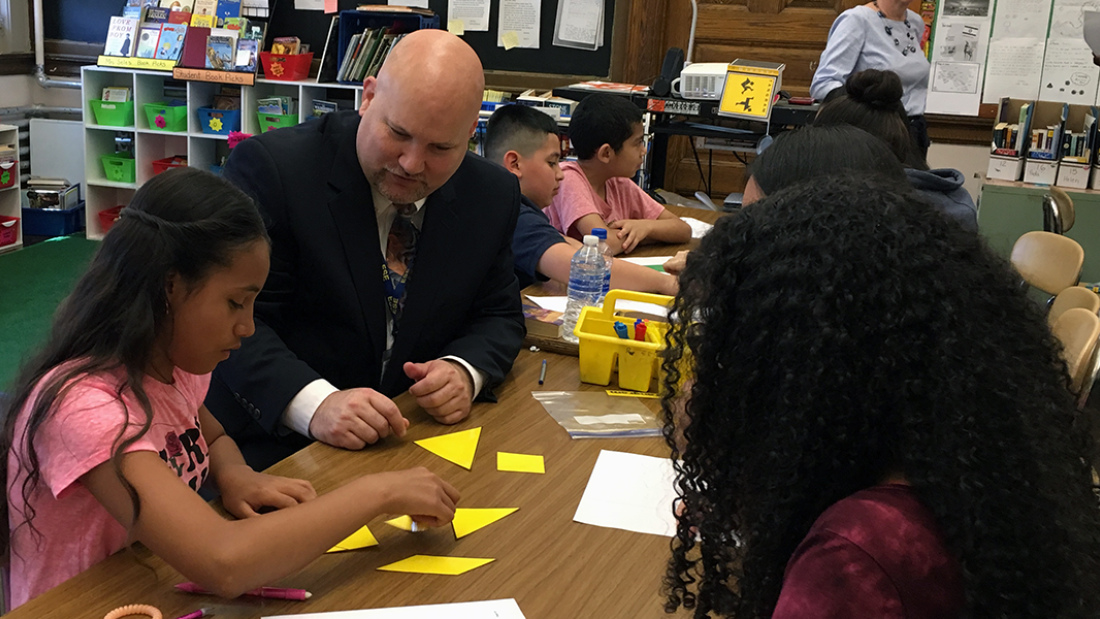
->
[100, 154, 136, 183]
[144, 102, 188, 132]
[257, 112, 298, 133]
[89, 100, 135, 127]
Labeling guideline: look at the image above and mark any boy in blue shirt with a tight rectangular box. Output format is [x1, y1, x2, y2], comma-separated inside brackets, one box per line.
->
[484, 104, 677, 295]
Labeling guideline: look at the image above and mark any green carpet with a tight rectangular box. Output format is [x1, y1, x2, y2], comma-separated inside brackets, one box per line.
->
[0, 236, 99, 390]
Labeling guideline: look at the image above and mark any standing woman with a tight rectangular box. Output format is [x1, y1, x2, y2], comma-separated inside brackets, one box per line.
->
[810, 0, 931, 158]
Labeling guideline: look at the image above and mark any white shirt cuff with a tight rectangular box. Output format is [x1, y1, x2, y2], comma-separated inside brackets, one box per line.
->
[282, 379, 339, 438]
[440, 355, 486, 400]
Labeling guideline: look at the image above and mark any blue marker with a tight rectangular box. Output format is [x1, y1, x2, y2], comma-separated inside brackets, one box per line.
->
[613, 321, 630, 339]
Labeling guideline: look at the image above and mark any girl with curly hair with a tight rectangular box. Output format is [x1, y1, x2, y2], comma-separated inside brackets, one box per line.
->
[661, 175, 1100, 618]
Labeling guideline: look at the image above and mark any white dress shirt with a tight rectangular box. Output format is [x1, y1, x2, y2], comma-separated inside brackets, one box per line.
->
[280, 186, 487, 437]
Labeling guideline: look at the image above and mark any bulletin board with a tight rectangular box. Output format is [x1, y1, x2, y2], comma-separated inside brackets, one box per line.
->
[267, 0, 616, 77]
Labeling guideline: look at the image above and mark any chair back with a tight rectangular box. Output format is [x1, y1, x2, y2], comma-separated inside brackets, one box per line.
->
[1043, 187, 1075, 234]
[1052, 307, 1100, 395]
[1010, 231, 1084, 296]
[1049, 285, 1100, 327]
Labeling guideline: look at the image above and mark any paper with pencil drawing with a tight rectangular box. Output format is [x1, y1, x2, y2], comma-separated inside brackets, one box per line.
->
[573, 449, 678, 537]
[264, 598, 526, 618]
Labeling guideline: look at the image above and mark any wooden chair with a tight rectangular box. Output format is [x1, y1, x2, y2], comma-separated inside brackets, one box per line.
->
[1051, 307, 1100, 397]
[1049, 286, 1100, 327]
[1010, 231, 1084, 296]
[1043, 186, 1075, 234]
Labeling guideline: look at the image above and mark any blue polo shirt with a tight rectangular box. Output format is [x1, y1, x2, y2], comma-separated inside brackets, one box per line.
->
[514, 195, 568, 289]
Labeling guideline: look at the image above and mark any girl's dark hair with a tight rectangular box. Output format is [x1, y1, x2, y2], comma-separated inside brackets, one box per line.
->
[1, 167, 268, 555]
[746, 124, 908, 196]
[660, 175, 1100, 618]
[815, 69, 929, 169]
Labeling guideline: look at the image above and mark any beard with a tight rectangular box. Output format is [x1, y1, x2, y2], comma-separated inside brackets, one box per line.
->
[367, 166, 431, 204]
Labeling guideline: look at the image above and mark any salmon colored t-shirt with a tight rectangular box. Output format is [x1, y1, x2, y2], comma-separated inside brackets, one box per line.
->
[544, 161, 666, 239]
[7, 366, 210, 609]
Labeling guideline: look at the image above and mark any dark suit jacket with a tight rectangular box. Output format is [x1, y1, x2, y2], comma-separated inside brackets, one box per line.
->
[206, 110, 525, 469]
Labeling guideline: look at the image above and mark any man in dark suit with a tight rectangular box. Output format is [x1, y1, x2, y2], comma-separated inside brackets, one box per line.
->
[206, 30, 524, 469]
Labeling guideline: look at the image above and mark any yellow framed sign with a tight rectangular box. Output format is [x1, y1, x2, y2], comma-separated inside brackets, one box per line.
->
[718, 59, 785, 122]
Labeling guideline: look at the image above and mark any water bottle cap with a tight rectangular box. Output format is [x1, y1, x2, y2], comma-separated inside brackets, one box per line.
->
[591, 228, 608, 240]
[582, 235, 599, 245]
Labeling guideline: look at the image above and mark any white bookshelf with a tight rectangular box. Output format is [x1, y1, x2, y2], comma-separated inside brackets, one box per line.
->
[81, 66, 364, 240]
[0, 124, 22, 254]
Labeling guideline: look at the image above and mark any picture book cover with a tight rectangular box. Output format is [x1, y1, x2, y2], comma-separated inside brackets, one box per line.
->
[190, 13, 215, 27]
[135, 25, 161, 58]
[223, 17, 246, 30]
[167, 11, 191, 24]
[205, 35, 234, 70]
[159, 0, 195, 10]
[104, 16, 139, 57]
[216, 0, 241, 25]
[312, 99, 338, 118]
[233, 38, 258, 72]
[192, 0, 216, 16]
[179, 25, 211, 67]
[144, 6, 171, 22]
[122, 5, 144, 19]
[156, 23, 188, 61]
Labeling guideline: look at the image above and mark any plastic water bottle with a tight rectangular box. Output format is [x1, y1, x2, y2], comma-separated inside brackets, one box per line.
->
[591, 228, 613, 302]
[560, 235, 606, 343]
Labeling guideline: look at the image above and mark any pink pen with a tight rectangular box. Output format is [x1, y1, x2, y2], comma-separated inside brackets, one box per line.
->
[176, 582, 312, 600]
[173, 609, 211, 619]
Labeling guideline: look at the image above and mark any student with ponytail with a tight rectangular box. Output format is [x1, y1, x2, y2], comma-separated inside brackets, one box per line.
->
[2, 167, 459, 609]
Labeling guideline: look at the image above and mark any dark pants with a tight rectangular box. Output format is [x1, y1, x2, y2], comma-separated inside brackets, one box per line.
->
[908, 114, 930, 161]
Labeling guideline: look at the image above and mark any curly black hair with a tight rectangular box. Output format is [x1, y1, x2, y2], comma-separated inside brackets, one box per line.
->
[660, 175, 1100, 618]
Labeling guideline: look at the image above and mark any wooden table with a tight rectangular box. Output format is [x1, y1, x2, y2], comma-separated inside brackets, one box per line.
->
[9, 351, 688, 619]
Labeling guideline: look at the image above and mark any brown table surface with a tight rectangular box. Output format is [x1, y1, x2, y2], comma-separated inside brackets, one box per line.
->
[9, 351, 689, 619]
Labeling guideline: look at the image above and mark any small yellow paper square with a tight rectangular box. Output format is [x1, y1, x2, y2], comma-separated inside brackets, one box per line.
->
[497, 452, 544, 474]
[501, 31, 520, 50]
[385, 515, 418, 532]
[447, 19, 465, 35]
[377, 555, 494, 575]
[327, 525, 378, 553]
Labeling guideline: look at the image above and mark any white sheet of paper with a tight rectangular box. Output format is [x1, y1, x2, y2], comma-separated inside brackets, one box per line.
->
[982, 38, 1046, 103]
[993, 0, 1054, 38]
[448, 0, 491, 31]
[555, 0, 602, 45]
[294, 0, 324, 9]
[680, 217, 713, 239]
[574, 413, 647, 425]
[1084, 10, 1100, 55]
[390, 0, 429, 7]
[498, 0, 541, 48]
[265, 599, 526, 619]
[1040, 38, 1100, 104]
[620, 256, 674, 266]
[574, 450, 678, 537]
[1051, 0, 1099, 39]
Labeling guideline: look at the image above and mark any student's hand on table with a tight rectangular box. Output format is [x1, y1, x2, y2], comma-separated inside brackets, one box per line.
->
[311, 388, 410, 450]
[377, 467, 461, 527]
[404, 360, 474, 425]
[608, 219, 656, 253]
[218, 464, 317, 519]
[663, 250, 690, 276]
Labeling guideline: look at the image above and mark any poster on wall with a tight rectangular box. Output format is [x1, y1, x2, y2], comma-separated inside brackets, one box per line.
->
[981, 0, 1051, 102]
[926, 0, 996, 114]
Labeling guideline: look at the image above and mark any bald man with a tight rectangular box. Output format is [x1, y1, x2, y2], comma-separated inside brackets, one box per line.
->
[206, 31, 524, 469]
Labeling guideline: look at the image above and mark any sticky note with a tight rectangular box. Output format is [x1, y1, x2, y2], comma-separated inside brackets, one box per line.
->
[501, 31, 520, 50]
[447, 19, 465, 35]
[377, 555, 494, 575]
[327, 525, 378, 552]
[606, 389, 660, 399]
[385, 515, 417, 531]
[415, 427, 482, 469]
[452, 507, 518, 539]
[497, 452, 545, 474]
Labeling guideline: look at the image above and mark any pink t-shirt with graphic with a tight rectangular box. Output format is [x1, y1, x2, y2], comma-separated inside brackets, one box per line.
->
[7, 366, 211, 609]
[544, 161, 666, 239]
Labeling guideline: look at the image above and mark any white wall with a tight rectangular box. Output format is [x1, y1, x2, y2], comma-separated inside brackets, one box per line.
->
[0, 74, 80, 109]
[927, 142, 987, 203]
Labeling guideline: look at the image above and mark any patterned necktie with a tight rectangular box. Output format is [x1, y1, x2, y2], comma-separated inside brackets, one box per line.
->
[383, 202, 419, 319]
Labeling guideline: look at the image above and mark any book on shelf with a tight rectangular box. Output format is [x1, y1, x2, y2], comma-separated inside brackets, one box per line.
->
[167, 10, 192, 24]
[135, 25, 162, 58]
[223, 16, 246, 30]
[190, 13, 215, 27]
[122, 5, 144, 20]
[336, 32, 363, 82]
[179, 25, 211, 67]
[316, 15, 341, 83]
[159, 0, 196, 10]
[356, 4, 435, 15]
[567, 80, 650, 94]
[367, 33, 399, 79]
[216, 0, 241, 26]
[234, 38, 258, 72]
[156, 23, 188, 61]
[104, 17, 139, 57]
[102, 86, 132, 102]
[204, 35, 235, 70]
[210, 26, 238, 48]
[312, 99, 338, 118]
[193, 0, 217, 17]
[271, 36, 301, 55]
[350, 29, 383, 81]
[257, 96, 293, 115]
[144, 6, 171, 22]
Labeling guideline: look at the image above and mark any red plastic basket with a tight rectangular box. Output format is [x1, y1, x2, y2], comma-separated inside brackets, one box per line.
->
[151, 156, 187, 175]
[0, 215, 18, 247]
[260, 51, 313, 81]
[98, 205, 124, 234]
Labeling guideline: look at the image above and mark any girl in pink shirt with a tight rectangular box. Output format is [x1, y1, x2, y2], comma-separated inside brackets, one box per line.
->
[2, 167, 460, 608]
[660, 176, 1100, 619]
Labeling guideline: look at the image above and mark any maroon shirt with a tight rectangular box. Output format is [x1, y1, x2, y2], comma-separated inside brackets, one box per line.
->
[772, 484, 964, 619]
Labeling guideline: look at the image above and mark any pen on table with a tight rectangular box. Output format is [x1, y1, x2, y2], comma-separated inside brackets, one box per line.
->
[176, 582, 312, 600]
[173, 609, 212, 619]
[538, 358, 547, 385]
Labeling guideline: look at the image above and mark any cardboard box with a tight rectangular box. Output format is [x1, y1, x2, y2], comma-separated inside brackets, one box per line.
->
[988, 155, 1025, 181]
[1024, 159, 1058, 185]
[1024, 100, 1068, 185]
[1055, 103, 1097, 189]
[986, 98, 1034, 181]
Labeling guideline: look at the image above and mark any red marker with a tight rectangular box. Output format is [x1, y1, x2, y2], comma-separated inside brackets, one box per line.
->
[635, 320, 647, 342]
[176, 582, 312, 600]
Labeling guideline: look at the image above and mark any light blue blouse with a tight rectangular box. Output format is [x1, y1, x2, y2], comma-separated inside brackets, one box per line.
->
[810, 6, 930, 116]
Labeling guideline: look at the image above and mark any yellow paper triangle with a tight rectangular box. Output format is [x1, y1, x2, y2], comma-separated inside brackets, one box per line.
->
[385, 515, 417, 531]
[377, 555, 494, 575]
[327, 525, 378, 553]
[414, 427, 482, 470]
[497, 452, 545, 474]
[452, 507, 518, 539]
